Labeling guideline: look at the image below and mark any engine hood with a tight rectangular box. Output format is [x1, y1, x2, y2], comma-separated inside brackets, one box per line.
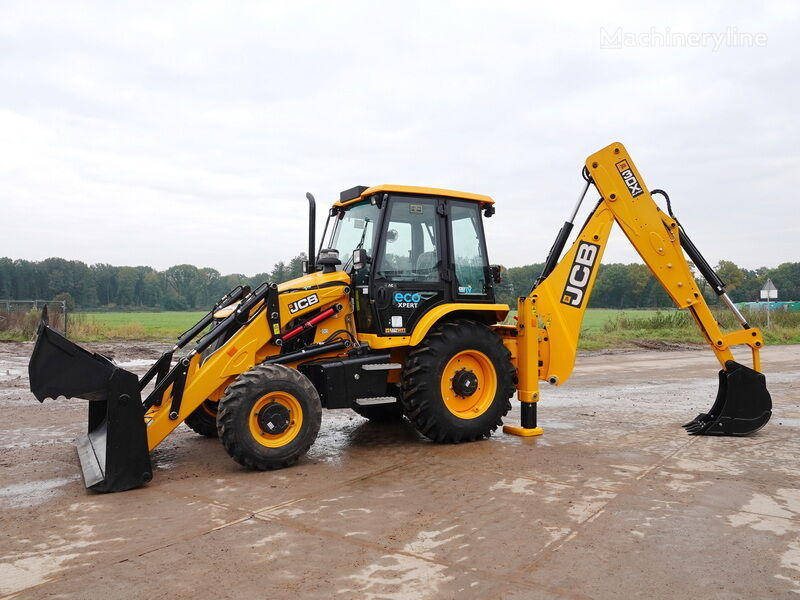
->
[276, 270, 350, 292]
[213, 271, 350, 319]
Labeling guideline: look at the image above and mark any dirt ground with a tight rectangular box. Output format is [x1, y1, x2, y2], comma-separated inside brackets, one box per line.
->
[0, 340, 798, 599]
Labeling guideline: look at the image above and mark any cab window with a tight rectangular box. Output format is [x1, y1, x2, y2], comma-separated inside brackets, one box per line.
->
[329, 200, 381, 267]
[450, 202, 488, 295]
[377, 197, 440, 281]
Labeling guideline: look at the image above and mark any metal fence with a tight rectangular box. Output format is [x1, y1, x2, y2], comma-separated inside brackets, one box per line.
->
[737, 301, 800, 312]
[0, 300, 68, 337]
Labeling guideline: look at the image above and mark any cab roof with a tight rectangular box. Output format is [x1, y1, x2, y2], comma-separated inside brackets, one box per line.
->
[333, 184, 495, 208]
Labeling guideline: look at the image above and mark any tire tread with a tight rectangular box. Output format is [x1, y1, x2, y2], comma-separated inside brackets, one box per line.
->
[217, 364, 321, 470]
[400, 319, 514, 443]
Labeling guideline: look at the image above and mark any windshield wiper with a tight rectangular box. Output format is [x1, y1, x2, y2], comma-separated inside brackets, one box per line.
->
[355, 218, 371, 250]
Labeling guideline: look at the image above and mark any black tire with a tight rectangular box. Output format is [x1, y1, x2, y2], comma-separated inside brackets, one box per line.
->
[401, 319, 514, 443]
[353, 401, 405, 423]
[217, 364, 322, 470]
[184, 400, 219, 438]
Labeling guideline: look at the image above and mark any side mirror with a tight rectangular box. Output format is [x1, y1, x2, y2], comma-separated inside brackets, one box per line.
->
[301, 260, 309, 274]
[490, 264, 503, 284]
[353, 248, 369, 270]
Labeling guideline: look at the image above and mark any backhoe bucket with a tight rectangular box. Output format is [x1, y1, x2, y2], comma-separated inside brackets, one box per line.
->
[29, 318, 152, 492]
[683, 360, 772, 436]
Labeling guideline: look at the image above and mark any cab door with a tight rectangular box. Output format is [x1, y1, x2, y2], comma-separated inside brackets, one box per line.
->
[447, 200, 492, 302]
[371, 195, 448, 337]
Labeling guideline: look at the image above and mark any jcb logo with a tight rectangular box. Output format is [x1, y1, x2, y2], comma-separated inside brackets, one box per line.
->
[288, 293, 319, 314]
[560, 242, 599, 308]
[615, 160, 643, 197]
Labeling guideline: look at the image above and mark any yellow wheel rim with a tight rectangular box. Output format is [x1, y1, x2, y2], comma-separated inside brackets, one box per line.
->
[440, 350, 497, 419]
[248, 392, 303, 447]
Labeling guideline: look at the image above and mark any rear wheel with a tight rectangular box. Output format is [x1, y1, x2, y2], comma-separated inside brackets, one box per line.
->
[184, 400, 219, 438]
[217, 364, 322, 470]
[401, 319, 514, 443]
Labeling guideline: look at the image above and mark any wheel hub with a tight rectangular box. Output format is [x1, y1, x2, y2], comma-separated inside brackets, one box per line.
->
[257, 402, 291, 435]
[451, 368, 479, 397]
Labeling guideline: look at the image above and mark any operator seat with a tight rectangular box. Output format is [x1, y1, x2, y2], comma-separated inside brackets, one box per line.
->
[415, 252, 439, 281]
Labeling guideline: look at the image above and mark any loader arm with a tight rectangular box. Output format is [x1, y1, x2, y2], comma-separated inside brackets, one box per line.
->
[507, 142, 771, 438]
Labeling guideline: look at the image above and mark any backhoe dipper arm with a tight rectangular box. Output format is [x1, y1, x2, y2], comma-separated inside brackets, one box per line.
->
[507, 142, 770, 438]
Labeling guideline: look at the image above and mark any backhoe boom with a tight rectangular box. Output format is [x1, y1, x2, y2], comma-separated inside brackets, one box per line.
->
[505, 142, 771, 438]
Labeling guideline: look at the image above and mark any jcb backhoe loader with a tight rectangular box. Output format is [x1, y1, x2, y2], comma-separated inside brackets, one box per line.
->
[28, 142, 772, 492]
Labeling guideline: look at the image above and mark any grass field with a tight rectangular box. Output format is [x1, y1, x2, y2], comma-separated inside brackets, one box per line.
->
[72, 308, 658, 338]
[579, 309, 662, 331]
[74, 309, 659, 341]
[78, 311, 206, 338]
[4, 308, 798, 349]
[506, 307, 800, 349]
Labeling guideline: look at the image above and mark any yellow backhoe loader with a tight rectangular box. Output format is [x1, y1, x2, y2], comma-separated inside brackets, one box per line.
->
[29, 142, 772, 492]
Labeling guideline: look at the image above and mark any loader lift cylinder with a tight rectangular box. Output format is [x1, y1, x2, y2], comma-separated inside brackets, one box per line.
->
[174, 285, 247, 348]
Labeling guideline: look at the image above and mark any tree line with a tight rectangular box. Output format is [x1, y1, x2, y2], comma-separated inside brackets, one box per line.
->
[501, 260, 800, 308]
[0, 256, 307, 311]
[0, 255, 797, 311]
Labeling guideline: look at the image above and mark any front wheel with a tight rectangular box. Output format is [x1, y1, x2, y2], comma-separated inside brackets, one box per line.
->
[184, 400, 219, 438]
[401, 319, 514, 443]
[217, 364, 322, 470]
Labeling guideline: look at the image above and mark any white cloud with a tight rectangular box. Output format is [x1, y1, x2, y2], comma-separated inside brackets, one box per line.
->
[0, 0, 797, 274]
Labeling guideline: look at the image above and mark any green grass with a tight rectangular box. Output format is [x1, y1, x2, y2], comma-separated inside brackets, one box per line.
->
[576, 309, 663, 331]
[504, 308, 684, 350]
[581, 309, 689, 349]
[505, 307, 800, 350]
[80, 312, 205, 335]
[67, 311, 206, 340]
[4, 307, 798, 349]
[73, 309, 660, 342]
[0, 311, 211, 341]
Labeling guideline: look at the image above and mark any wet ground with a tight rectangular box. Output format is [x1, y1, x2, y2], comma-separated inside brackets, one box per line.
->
[0, 340, 798, 599]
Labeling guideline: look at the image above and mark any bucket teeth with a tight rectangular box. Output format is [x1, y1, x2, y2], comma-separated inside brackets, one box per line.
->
[682, 414, 708, 429]
[683, 416, 712, 435]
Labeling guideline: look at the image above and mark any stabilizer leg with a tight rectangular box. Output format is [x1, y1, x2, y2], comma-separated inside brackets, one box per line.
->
[504, 295, 544, 437]
[503, 400, 544, 437]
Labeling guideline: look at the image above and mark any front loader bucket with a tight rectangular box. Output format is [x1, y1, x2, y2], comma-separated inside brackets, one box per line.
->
[683, 360, 772, 436]
[29, 320, 152, 492]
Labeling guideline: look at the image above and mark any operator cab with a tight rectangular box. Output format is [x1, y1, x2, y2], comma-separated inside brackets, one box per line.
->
[322, 185, 497, 337]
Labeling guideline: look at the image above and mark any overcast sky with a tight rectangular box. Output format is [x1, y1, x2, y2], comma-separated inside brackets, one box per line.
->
[1, 1, 797, 276]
